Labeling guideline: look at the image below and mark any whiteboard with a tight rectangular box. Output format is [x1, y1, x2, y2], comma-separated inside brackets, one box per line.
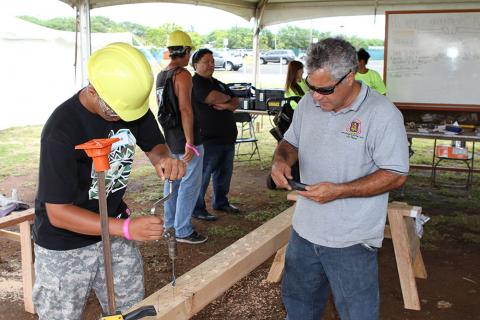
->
[385, 10, 480, 110]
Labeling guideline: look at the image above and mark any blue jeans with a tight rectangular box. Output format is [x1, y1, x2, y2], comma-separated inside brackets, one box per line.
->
[282, 229, 379, 320]
[194, 143, 234, 216]
[164, 145, 203, 238]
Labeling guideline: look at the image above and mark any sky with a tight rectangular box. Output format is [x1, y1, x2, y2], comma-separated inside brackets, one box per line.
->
[2, 0, 385, 39]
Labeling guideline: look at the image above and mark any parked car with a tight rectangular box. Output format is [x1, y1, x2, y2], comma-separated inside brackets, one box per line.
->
[228, 49, 247, 57]
[259, 49, 296, 64]
[229, 48, 255, 57]
[212, 50, 243, 71]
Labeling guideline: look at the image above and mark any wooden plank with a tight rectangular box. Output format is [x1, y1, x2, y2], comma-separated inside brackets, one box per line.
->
[413, 250, 428, 280]
[0, 209, 34, 229]
[286, 191, 298, 202]
[0, 229, 21, 242]
[405, 218, 420, 260]
[19, 220, 35, 314]
[266, 245, 287, 283]
[129, 205, 295, 319]
[384, 225, 392, 239]
[388, 206, 421, 310]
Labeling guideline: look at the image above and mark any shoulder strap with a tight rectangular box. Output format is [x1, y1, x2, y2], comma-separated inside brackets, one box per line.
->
[156, 67, 180, 88]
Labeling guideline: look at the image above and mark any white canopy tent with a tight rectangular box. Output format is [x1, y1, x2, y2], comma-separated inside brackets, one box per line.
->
[58, 0, 480, 87]
[0, 16, 132, 129]
[60, 0, 480, 27]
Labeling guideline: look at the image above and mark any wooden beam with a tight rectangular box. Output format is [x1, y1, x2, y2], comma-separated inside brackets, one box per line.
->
[384, 225, 392, 239]
[413, 250, 428, 280]
[388, 204, 422, 310]
[0, 209, 34, 229]
[19, 220, 35, 314]
[266, 244, 287, 283]
[0, 229, 21, 242]
[0, 209, 36, 314]
[129, 205, 295, 319]
[286, 191, 298, 201]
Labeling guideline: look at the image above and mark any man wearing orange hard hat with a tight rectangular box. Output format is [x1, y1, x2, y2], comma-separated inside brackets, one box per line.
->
[32, 42, 185, 319]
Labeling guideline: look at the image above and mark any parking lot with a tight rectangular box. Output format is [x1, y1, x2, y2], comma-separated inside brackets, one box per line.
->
[213, 58, 384, 89]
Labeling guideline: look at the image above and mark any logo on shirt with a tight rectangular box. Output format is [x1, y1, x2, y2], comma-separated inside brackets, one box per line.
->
[89, 129, 136, 200]
[342, 119, 364, 140]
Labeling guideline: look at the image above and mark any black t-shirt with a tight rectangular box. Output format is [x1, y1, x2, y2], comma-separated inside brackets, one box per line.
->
[157, 67, 201, 154]
[192, 74, 238, 145]
[33, 92, 165, 250]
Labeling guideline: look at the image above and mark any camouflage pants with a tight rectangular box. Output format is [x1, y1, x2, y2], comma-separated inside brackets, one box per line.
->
[33, 237, 144, 320]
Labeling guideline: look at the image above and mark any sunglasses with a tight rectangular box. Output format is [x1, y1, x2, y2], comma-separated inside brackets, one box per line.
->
[98, 97, 118, 118]
[305, 70, 351, 95]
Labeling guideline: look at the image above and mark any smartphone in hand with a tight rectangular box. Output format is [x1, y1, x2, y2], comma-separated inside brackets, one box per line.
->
[287, 179, 308, 191]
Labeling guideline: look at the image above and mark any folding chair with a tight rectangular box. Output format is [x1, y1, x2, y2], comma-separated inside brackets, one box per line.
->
[234, 112, 261, 163]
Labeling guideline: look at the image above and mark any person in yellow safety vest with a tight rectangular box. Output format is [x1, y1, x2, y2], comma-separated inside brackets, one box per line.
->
[355, 48, 387, 95]
[284, 60, 309, 109]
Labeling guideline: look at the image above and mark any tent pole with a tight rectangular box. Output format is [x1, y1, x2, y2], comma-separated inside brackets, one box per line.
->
[75, 0, 91, 89]
[253, 0, 268, 87]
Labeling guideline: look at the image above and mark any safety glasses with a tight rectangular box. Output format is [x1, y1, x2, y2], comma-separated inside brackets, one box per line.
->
[305, 70, 351, 95]
[98, 97, 118, 118]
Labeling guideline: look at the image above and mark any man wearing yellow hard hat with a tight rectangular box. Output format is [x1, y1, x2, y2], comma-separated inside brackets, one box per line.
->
[156, 30, 207, 244]
[32, 42, 186, 319]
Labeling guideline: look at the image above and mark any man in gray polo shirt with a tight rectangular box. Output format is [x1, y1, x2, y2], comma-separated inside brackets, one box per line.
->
[271, 38, 409, 320]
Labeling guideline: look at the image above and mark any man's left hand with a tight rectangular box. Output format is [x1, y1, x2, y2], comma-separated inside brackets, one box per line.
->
[156, 157, 186, 181]
[297, 182, 342, 204]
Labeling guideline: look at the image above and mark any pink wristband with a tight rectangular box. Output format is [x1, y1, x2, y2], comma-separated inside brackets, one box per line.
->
[123, 218, 132, 240]
[186, 143, 200, 156]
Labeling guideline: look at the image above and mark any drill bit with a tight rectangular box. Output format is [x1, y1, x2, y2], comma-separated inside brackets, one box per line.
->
[164, 227, 177, 287]
[149, 181, 176, 290]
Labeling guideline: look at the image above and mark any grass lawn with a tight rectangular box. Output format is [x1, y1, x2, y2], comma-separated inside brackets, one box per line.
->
[3, 121, 478, 180]
[1, 119, 479, 248]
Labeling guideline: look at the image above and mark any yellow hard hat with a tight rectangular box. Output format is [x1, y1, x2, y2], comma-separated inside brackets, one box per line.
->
[88, 42, 153, 122]
[166, 30, 193, 48]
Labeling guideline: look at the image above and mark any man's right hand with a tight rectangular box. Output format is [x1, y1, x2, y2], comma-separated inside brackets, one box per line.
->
[271, 161, 293, 190]
[128, 216, 164, 241]
[156, 157, 186, 181]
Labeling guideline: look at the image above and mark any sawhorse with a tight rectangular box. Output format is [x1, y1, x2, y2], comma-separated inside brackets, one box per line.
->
[267, 194, 427, 311]
[0, 209, 35, 313]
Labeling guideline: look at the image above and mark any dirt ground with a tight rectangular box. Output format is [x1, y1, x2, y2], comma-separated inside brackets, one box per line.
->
[0, 155, 479, 320]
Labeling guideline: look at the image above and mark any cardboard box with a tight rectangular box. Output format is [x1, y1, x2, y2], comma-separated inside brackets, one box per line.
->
[435, 145, 468, 159]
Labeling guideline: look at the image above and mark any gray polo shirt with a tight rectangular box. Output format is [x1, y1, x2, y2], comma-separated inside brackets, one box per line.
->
[284, 83, 409, 248]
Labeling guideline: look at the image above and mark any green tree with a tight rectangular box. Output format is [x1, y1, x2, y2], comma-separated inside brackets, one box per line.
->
[344, 36, 383, 49]
[260, 28, 274, 50]
[312, 30, 332, 42]
[189, 31, 204, 49]
[119, 21, 147, 37]
[143, 23, 183, 47]
[205, 30, 228, 48]
[91, 16, 125, 33]
[276, 25, 311, 50]
[19, 16, 76, 31]
[226, 27, 253, 48]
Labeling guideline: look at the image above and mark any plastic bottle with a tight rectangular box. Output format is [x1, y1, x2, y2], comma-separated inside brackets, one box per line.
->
[11, 189, 18, 201]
